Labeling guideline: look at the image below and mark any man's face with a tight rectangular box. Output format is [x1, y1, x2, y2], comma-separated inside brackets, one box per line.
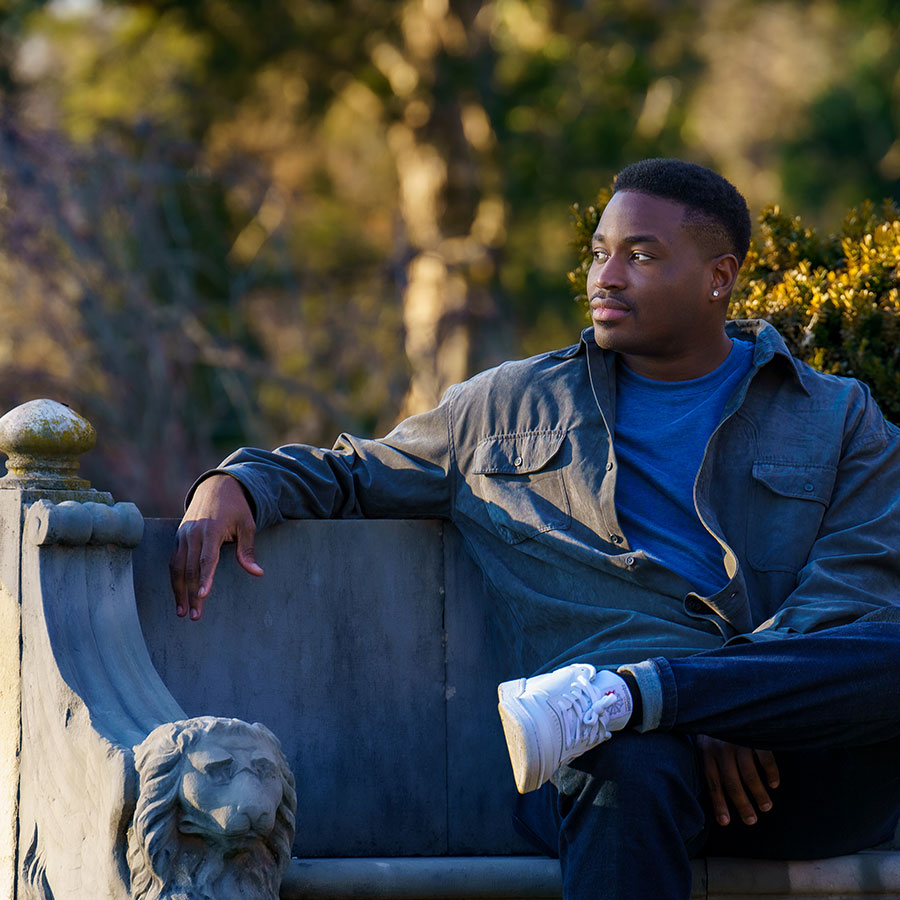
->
[588, 190, 729, 380]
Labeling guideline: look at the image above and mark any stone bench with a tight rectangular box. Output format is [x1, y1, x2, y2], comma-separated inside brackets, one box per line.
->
[2, 399, 898, 899]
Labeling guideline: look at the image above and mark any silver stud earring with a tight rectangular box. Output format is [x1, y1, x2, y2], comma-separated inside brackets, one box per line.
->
[712, 289, 720, 297]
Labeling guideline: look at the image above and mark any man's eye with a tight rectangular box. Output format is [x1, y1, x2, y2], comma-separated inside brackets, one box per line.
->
[591, 248, 608, 261]
[632, 251, 652, 262]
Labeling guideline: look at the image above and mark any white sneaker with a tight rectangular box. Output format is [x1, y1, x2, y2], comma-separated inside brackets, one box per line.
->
[497, 663, 633, 794]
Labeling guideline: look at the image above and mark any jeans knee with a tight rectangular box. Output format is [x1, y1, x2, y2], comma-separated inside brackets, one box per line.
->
[554, 731, 705, 846]
[514, 730, 708, 885]
[560, 730, 697, 792]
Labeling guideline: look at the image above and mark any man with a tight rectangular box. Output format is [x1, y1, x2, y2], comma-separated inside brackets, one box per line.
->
[171, 159, 900, 899]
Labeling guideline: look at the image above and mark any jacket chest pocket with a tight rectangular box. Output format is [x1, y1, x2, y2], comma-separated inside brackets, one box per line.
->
[471, 429, 571, 544]
[747, 461, 836, 572]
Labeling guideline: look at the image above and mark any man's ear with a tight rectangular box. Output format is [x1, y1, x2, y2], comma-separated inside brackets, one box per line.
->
[709, 254, 739, 302]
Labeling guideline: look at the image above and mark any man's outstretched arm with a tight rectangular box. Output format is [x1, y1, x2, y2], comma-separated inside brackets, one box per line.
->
[169, 388, 459, 619]
[169, 474, 265, 621]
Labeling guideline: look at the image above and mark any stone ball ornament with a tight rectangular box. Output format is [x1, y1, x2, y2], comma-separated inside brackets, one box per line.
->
[0, 398, 97, 489]
[127, 717, 297, 900]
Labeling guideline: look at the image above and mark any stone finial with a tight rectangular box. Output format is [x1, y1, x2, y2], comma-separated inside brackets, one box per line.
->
[0, 399, 96, 490]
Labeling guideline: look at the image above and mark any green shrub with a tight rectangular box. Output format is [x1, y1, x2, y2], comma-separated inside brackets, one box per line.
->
[568, 196, 900, 423]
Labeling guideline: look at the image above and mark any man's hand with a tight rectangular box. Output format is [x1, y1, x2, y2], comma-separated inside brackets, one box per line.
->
[169, 474, 264, 621]
[697, 735, 779, 827]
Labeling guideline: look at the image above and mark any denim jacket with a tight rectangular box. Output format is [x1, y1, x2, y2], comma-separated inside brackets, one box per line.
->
[217, 320, 900, 686]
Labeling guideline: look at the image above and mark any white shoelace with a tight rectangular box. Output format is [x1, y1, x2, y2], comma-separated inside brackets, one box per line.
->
[553, 673, 619, 752]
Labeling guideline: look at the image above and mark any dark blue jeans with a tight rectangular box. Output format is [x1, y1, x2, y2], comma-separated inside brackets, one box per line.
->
[514, 619, 900, 900]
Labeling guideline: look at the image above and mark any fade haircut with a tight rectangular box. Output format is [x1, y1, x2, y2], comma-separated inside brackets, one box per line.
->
[613, 159, 751, 264]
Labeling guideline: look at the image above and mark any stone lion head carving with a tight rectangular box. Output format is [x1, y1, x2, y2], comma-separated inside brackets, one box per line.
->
[127, 716, 297, 900]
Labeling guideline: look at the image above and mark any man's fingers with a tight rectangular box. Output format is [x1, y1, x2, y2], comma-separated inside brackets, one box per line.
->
[235, 524, 264, 577]
[736, 746, 772, 813]
[756, 748, 780, 789]
[718, 752, 757, 825]
[700, 740, 731, 826]
[698, 736, 779, 828]
[193, 543, 224, 617]
[169, 474, 259, 621]
[169, 539, 189, 617]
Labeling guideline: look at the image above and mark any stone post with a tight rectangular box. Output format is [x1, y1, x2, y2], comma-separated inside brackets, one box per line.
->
[0, 399, 114, 899]
[0, 399, 295, 900]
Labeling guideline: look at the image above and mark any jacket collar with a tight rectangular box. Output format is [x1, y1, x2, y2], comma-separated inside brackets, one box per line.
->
[555, 320, 810, 395]
[725, 318, 811, 395]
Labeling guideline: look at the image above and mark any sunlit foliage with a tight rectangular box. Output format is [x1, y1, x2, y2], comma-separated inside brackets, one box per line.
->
[733, 201, 900, 423]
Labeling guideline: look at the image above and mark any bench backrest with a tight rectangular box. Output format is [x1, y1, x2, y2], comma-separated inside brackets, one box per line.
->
[133, 518, 532, 858]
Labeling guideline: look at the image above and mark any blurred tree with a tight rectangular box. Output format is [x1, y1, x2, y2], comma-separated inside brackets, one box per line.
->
[0, 0, 898, 512]
[0, 121, 324, 511]
[681, 0, 900, 222]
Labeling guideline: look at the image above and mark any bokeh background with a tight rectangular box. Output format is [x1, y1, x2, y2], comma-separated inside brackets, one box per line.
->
[0, 0, 898, 514]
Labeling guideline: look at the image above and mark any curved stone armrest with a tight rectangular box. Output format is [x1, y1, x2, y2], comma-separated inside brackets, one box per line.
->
[18, 498, 178, 898]
[18, 498, 297, 900]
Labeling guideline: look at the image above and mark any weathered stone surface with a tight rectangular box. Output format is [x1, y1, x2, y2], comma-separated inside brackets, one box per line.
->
[26, 499, 144, 547]
[0, 578, 19, 900]
[278, 852, 900, 900]
[135, 518, 456, 857]
[1, 401, 298, 900]
[128, 716, 297, 900]
[0, 398, 96, 490]
[15, 496, 294, 900]
[134, 518, 532, 858]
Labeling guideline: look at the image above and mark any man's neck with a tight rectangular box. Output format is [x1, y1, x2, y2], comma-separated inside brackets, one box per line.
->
[619, 333, 733, 382]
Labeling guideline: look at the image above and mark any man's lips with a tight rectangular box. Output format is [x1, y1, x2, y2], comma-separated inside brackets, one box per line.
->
[590, 294, 631, 323]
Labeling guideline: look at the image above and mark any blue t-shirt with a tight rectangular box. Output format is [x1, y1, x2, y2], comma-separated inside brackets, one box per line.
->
[614, 339, 755, 596]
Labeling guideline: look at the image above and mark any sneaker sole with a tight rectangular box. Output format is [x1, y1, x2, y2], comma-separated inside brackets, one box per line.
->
[497, 679, 544, 794]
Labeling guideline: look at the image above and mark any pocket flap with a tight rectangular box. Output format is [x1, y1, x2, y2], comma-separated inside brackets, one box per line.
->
[751, 461, 835, 505]
[472, 429, 566, 475]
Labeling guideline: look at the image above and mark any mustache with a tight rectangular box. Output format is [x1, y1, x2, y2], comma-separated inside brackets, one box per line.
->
[589, 292, 631, 309]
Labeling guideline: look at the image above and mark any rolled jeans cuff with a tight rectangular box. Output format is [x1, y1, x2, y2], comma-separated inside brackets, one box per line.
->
[618, 657, 677, 732]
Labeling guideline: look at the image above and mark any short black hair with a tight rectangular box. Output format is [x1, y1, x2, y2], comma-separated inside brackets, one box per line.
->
[613, 158, 751, 264]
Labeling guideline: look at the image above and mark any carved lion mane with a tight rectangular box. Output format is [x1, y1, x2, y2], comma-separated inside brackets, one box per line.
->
[127, 716, 297, 900]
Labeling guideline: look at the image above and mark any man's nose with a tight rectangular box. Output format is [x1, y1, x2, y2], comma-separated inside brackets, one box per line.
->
[591, 254, 626, 291]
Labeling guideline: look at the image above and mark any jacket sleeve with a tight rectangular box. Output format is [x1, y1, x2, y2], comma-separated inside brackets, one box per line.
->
[746, 387, 900, 640]
[187, 386, 460, 531]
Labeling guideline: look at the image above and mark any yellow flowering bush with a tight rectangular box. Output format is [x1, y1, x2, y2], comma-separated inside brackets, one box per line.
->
[732, 201, 900, 423]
